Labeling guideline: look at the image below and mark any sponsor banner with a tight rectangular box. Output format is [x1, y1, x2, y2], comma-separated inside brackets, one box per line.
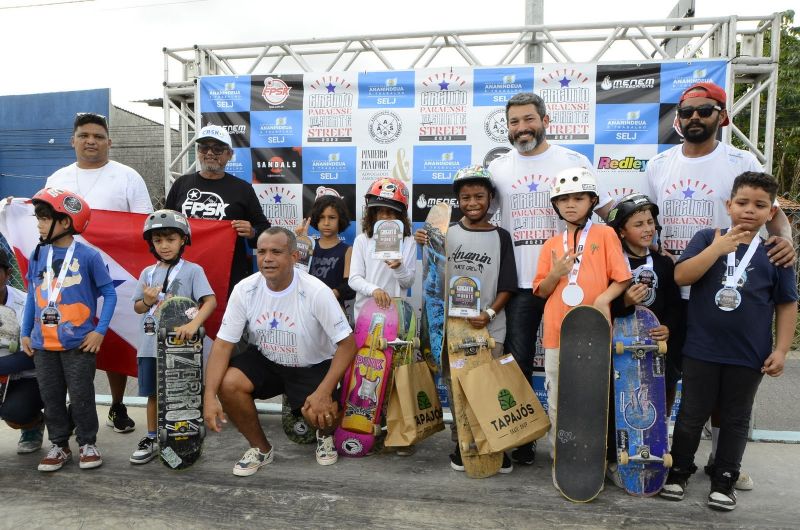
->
[302, 147, 357, 185]
[536, 63, 597, 143]
[417, 67, 471, 142]
[202, 111, 250, 148]
[411, 184, 460, 223]
[595, 103, 660, 145]
[251, 74, 304, 111]
[481, 107, 508, 145]
[412, 145, 471, 185]
[305, 73, 357, 143]
[250, 110, 303, 148]
[225, 148, 253, 182]
[251, 147, 302, 184]
[596, 63, 661, 104]
[659, 60, 727, 103]
[358, 70, 416, 108]
[199, 75, 251, 113]
[473, 67, 534, 107]
[594, 144, 657, 200]
[254, 183, 303, 230]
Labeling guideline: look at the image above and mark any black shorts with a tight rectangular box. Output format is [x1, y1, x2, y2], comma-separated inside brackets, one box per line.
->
[0, 377, 43, 425]
[229, 345, 336, 411]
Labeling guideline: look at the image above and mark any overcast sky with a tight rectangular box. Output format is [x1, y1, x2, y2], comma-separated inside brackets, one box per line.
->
[0, 0, 793, 121]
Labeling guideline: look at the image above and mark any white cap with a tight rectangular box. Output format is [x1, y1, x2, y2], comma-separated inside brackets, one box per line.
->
[196, 125, 233, 148]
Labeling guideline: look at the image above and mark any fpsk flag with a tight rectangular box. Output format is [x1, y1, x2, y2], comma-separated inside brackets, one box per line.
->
[0, 200, 236, 377]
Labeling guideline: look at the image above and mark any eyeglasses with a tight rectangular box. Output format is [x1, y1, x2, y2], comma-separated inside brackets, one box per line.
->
[676, 104, 722, 119]
[197, 143, 229, 155]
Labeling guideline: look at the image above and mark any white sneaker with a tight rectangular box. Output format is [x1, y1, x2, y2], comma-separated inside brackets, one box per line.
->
[130, 436, 159, 464]
[315, 430, 338, 466]
[233, 447, 273, 477]
[735, 470, 754, 491]
[79, 444, 103, 469]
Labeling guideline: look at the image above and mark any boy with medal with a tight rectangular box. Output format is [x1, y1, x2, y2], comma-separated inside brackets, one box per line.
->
[21, 188, 118, 472]
[532, 168, 631, 463]
[130, 210, 216, 464]
[662, 172, 797, 510]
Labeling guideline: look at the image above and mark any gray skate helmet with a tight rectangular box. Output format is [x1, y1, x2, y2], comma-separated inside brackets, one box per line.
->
[143, 209, 192, 244]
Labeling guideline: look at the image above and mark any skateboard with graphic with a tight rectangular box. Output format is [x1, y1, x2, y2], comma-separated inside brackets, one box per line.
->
[612, 305, 671, 496]
[419, 202, 451, 407]
[0, 305, 20, 405]
[447, 317, 503, 478]
[554, 305, 612, 502]
[156, 296, 205, 470]
[334, 298, 398, 457]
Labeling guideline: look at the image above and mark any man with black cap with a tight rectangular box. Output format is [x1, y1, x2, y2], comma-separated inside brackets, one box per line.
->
[166, 125, 270, 295]
[646, 81, 795, 493]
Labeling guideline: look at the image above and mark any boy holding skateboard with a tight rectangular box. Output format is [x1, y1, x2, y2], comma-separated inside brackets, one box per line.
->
[20, 188, 117, 472]
[661, 172, 797, 510]
[532, 168, 631, 463]
[129, 209, 216, 464]
[415, 165, 518, 472]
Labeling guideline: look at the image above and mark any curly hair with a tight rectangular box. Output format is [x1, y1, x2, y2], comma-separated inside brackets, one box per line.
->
[309, 195, 350, 234]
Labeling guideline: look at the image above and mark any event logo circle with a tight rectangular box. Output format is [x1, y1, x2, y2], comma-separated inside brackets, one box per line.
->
[62, 196, 83, 214]
[342, 437, 364, 455]
[262, 77, 291, 106]
[292, 420, 309, 436]
[484, 109, 507, 143]
[368, 111, 402, 144]
[482, 147, 510, 168]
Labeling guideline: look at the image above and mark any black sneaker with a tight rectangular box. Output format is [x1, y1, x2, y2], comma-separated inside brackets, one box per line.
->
[106, 403, 135, 433]
[511, 441, 536, 465]
[449, 444, 465, 472]
[660, 470, 690, 501]
[499, 452, 513, 474]
[708, 472, 737, 511]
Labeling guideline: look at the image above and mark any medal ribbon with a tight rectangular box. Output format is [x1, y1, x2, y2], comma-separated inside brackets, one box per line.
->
[45, 242, 76, 306]
[562, 219, 592, 286]
[724, 230, 760, 289]
[145, 259, 184, 316]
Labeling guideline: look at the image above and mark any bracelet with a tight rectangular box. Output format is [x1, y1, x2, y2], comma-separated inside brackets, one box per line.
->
[485, 307, 497, 321]
[143, 300, 153, 309]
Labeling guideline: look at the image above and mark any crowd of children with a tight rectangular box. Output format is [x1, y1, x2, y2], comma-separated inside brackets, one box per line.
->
[2, 164, 795, 512]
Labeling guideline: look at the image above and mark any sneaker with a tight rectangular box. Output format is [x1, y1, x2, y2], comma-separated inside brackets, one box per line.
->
[395, 445, 416, 457]
[315, 430, 338, 466]
[511, 440, 536, 465]
[606, 462, 624, 488]
[449, 444, 465, 472]
[233, 447, 273, 477]
[709, 472, 737, 511]
[79, 444, 103, 469]
[17, 422, 45, 454]
[106, 403, 135, 433]
[499, 452, 513, 474]
[660, 471, 689, 501]
[130, 436, 159, 465]
[38, 444, 72, 472]
[705, 453, 754, 491]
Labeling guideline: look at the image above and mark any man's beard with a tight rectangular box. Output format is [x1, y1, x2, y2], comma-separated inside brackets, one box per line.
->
[509, 127, 546, 154]
[680, 120, 717, 143]
[200, 160, 226, 173]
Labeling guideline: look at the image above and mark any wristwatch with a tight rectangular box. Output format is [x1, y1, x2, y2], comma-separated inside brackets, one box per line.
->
[484, 307, 497, 321]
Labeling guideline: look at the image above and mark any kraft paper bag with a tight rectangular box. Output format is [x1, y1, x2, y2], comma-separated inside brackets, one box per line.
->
[459, 354, 550, 453]
[386, 361, 444, 446]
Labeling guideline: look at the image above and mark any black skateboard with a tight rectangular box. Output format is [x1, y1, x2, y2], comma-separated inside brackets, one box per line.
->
[156, 296, 205, 470]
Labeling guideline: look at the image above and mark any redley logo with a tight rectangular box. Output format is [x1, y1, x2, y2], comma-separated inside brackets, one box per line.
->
[262, 77, 291, 106]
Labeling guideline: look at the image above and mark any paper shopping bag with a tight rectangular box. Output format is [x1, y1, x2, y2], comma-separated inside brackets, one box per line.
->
[385, 361, 444, 446]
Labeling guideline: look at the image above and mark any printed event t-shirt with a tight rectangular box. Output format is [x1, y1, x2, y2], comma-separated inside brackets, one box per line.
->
[217, 269, 352, 367]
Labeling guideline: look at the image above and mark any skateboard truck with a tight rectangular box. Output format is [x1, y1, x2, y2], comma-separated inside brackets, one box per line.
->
[614, 340, 667, 357]
[618, 446, 672, 467]
[454, 337, 496, 356]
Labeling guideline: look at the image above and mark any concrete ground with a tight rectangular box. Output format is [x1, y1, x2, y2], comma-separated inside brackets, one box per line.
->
[1, 405, 799, 529]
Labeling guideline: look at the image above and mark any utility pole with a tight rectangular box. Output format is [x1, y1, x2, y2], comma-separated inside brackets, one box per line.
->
[525, 0, 543, 63]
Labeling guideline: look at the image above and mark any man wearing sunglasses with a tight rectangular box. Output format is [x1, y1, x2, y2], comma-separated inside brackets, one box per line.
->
[645, 81, 795, 492]
[46, 111, 154, 436]
[165, 125, 270, 295]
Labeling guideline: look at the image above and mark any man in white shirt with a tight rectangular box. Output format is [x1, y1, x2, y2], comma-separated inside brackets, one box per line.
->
[203, 227, 357, 476]
[47, 112, 154, 434]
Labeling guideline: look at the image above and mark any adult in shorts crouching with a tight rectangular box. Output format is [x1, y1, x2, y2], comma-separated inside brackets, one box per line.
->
[203, 227, 357, 476]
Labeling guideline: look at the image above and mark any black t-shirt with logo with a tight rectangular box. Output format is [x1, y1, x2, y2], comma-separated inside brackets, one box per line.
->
[165, 172, 270, 294]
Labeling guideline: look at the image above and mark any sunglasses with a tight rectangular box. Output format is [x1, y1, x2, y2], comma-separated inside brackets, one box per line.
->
[74, 112, 108, 128]
[676, 104, 722, 119]
[197, 143, 229, 155]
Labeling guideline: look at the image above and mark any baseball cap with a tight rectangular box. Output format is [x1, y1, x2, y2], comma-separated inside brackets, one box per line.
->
[196, 125, 233, 148]
[679, 82, 729, 125]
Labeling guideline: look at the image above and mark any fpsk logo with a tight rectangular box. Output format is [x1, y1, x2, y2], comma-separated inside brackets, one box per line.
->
[262, 77, 291, 105]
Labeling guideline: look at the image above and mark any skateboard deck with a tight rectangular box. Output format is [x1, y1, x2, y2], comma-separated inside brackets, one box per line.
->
[334, 298, 398, 457]
[612, 305, 671, 496]
[554, 305, 611, 502]
[419, 202, 450, 406]
[281, 394, 315, 444]
[156, 296, 205, 470]
[0, 305, 20, 405]
[447, 318, 502, 478]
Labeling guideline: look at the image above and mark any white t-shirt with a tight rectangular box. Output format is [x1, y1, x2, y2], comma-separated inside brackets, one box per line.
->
[4, 285, 33, 379]
[348, 233, 416, 319]
[489, 144, 611, 288]
[217, 270, 352, 367]
[47, 160, 153, 213]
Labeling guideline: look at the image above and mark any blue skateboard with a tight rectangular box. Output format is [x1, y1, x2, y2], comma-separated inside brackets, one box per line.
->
[612, 305, 671, 496]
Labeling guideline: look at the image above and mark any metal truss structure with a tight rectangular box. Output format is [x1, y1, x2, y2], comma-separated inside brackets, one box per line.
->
[162, 13, 785, 192]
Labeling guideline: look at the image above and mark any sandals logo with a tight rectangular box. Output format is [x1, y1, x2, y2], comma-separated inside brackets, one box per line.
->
[498, 389, 516, 411]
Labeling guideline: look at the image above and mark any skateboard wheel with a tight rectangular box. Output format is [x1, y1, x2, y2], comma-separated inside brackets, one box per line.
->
[199, 424, 206, 440]
[487, 338, 496, 349]
[615, 342, 624, 355]
[158, 428, 168, 445]
[158, 328, 167, 342]
[657, 340, 667, 354]
[662, 453, 673, 468]
[377, 338, 387, 350]
[618, 451, 629, 465]
[198, 326, 206, 340]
